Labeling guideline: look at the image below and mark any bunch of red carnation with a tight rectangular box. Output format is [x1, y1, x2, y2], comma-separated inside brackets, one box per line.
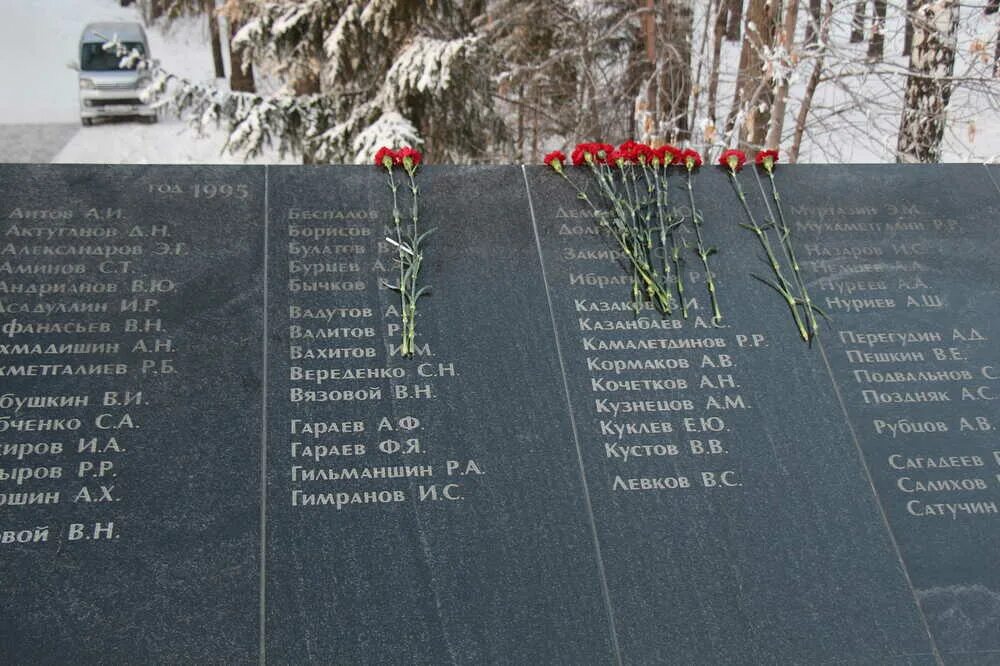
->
[717, 148, 780, 173]
[560, 140, 704, 170]
[374, 146, 423, 172]
[372, 145, 428, 357]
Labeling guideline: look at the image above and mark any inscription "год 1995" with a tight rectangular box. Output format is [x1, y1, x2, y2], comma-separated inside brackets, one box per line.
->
[147, 183, 249, 199]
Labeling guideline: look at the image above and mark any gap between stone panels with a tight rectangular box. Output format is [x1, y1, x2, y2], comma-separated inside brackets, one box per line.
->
[521, 164, 624, 666]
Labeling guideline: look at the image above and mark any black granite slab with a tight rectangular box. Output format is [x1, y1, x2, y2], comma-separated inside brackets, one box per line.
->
[0, 165, 264, 662]
[1, 163, 998, 665]
[525, 164, 938, 664]
[785, 165, 1000, 664]
[263, 166, 615, 663]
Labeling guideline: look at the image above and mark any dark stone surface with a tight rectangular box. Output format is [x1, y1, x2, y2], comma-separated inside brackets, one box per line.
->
[1, 163, 999, 664]
[526, 164, 938, 664]
[986, 164, 1000, 198]
[786, 165, 1000, 662]
[0, 165, 264, 663]
[263, 166, 615, 663]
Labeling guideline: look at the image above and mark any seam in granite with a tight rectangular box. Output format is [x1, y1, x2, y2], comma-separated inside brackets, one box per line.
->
[259, 164, 270, 666]
[749, 166, 944, 665]
[983, 162, 1000, 196]
[521, 165, 623, 666]
[814, 338, 944, 666]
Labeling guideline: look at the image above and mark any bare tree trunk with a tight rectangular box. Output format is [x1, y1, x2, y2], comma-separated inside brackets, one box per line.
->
[205, 0, 226, 79]
[516, 84, 525, 162]
[656, 0, 693, 143]
[987, 0, 999, 75]
[867, 0, 886, 61]
[903, 0, 918, 56]
[790, 0, 832, 162]
[708, 0, 727, 122]
[227, 16, 256, 93]
[764, 0, 799, 150]
[634, 0, 656, 140]
[223, 3, 256, 93]
[625, 4, 650, 141]
[725, 0, 779, 148]
[688, 0, 715, 135]
[850, 0, 866, 43]
[293, 72, 321, 164]
[995, 26, 1000, 78]
[804, 0, 821, 46]
[897, 0, 960, 163]
[531, 105, 539, 162]
[725, 0, 743, 41]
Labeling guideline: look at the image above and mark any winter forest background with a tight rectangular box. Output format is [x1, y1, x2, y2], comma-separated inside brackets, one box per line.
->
[9, 0, 1000, 164]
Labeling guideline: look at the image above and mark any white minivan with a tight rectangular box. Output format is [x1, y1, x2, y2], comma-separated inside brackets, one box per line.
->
[77, 22, 156, 126]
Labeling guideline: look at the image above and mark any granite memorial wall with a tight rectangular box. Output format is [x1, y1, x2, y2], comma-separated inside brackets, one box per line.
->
[1, 163, 998, 664]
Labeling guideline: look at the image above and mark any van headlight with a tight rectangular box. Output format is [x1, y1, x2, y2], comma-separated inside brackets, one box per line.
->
[79, 79, 95, 90]
[137, 74, 151, 88]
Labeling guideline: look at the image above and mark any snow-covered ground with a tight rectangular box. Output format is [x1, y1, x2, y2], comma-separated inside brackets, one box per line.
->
[0, 0, 291, 164]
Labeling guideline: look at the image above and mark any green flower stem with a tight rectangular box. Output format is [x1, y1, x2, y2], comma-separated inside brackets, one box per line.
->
[625, 164, 649, 313]
[672, 235, 688, 318]
[652, 166, 673, 285]
[561, 167, 672, 315]
[730, 171, 808, 342]
[386, 166, 410, 356]
[406, 167, 421, 354]
[687, 172, 722, 326]
[654, 163, 687, 317]
[638, 163, 657, 254]
[595, 163, 644, 314]
[768, 170, 818, 339]
[651, 163, 679, 316]
[615, 164, 641, 311]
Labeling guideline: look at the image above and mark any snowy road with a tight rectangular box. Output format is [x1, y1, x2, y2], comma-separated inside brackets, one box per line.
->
[0, 0, 289, 164]
[0, 123, 80, 162]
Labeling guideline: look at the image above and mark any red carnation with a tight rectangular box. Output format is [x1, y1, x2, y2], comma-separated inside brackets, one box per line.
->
[618, 139, 640, 162]
[571, 142, 597, 166]
[374, 146, 398, 168]
[653, 145, 681, 166]
[607, 149, 627, 167]
[719, 149, 746, 172]
[681, 148, 702, 170]
[398, 146, 422, 168]
[544, 150, 567, 172]
[755, 149, 779, 172]
[634, 143, 655, 165]
[593, 143, 615, 163]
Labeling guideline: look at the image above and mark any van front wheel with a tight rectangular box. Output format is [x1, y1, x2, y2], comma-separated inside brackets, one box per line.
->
[81, 118, 93, 127]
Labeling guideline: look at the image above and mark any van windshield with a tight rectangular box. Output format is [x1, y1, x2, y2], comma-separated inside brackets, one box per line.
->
[80, 41, 145, 71]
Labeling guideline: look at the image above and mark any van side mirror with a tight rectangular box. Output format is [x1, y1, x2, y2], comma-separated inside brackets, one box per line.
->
[66, 60, 80, 72]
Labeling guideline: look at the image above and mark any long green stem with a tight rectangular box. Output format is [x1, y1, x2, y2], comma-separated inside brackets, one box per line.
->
[672, 234, 688, 318]
[730, 171, 808, 341]
[560, 167, 672, 314]
[406, 168, 421, 353]
[654, 167, 670, 280]
[687, 172, 722, 326]
[387, 167, 409, 356]
[768, 170, 818, 339]
[649, 162, 676, 315]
